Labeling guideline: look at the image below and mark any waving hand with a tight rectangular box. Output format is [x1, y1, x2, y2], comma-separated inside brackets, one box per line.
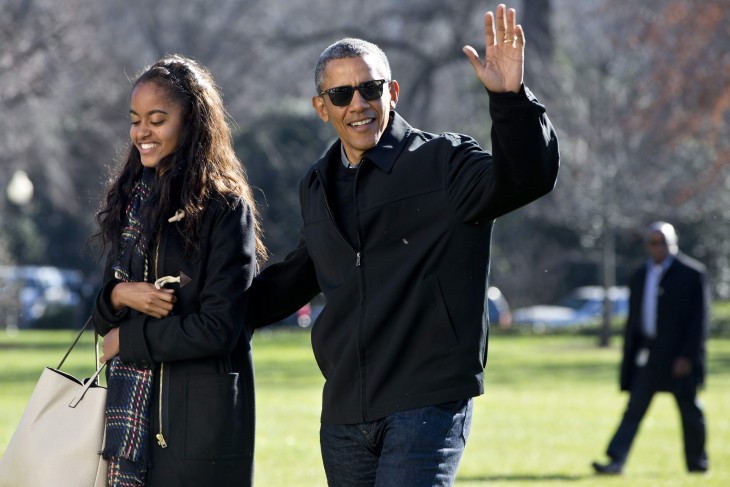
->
[463, 4, 524, 93]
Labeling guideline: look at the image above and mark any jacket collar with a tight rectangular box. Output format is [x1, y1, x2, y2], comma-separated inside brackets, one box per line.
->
[307, 111, 411, 186]
[362, 110, 411, 173]
[645, 254, 675, 273]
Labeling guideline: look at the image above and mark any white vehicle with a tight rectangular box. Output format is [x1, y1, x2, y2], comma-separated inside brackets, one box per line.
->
[512, 286, 629, 332]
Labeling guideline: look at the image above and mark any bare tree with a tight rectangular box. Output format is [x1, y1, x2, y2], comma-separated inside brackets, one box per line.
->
[535, 0, 730, 344]
[3, 0, 727, 319]
[0, 0, 113, 265]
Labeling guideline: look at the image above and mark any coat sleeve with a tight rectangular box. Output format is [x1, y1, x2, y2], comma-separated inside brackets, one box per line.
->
[678, 264, 710, 364]
[619, 271, 643, 391]
[245, 228, 321, 329]
[92, 252, 130, 336]
[446, 85, 560, 224]
[117, 199, 256, 365]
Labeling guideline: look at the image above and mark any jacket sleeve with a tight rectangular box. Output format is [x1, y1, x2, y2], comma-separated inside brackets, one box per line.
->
[245, 229, 321, 329]
[678, 264, 710, 363]
[447, 85, 560, 224]
[619, 315, 639, 392]
[92, 252, 130, 336]
[118, 199, 256, 365]
[619, 271, 643, 391]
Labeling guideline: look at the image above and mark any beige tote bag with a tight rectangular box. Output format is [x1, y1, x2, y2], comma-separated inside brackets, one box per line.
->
[0, 319, 108, 487]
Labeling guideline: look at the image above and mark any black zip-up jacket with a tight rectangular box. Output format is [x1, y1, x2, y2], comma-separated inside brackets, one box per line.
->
[249, 86, 560, 424]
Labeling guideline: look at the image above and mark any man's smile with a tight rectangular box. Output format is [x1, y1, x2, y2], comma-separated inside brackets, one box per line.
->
[349, 118, 374, 128]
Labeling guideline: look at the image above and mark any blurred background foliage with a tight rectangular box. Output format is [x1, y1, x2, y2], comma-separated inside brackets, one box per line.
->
[1, 0, 728, 309]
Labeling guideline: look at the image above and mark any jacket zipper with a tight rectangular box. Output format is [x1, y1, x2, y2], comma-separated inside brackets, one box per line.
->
[153, 237, 168, 449]
[155, 364, 167, 448]
[352, 165, 368, 421]
[315, 170, 360, 267]
[315, 167, 367, 419]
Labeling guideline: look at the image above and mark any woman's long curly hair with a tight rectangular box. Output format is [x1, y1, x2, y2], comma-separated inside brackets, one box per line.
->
[94, 54, 266, 265]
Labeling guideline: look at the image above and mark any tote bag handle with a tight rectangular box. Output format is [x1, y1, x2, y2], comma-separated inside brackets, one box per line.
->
[56, 315, 103, 380]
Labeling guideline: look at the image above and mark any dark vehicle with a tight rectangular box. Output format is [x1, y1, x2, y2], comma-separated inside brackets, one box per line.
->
[0, 266, 87, 329]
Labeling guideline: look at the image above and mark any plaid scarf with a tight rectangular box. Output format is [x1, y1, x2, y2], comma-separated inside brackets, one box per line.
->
[103, 168, 155, 487]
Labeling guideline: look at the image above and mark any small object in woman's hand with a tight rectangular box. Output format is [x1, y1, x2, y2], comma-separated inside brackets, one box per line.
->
[154, 271, 191, 289]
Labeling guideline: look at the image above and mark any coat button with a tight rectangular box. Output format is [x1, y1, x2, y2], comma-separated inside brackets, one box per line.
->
[140, 360, 150, 369]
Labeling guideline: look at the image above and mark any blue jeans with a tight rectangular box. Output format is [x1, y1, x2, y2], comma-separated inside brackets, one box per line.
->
[320, 399, 472, 487]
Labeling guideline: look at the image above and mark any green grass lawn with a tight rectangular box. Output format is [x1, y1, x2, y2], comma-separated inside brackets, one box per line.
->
[2, 328, 728, 486]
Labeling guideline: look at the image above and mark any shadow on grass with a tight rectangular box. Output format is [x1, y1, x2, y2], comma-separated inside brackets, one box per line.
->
[459, 473, 587, 482]
[0, 342, 67, 351]
[708, 355, 730, 372]
[0, 366, 101, 385]
[486, 362, 617, 385]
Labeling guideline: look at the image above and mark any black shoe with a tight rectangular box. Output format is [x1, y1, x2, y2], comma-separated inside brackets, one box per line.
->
[688, 466, 708, 474]
[592, 460, 623, 475]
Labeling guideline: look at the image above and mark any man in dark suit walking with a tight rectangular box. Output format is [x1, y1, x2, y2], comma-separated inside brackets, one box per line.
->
[592, 221, 710, 475]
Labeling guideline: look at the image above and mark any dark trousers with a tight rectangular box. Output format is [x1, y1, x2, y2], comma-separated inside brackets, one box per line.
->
[606, 366, 708, 471]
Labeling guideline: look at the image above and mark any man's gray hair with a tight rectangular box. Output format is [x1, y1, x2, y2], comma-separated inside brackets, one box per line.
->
[314, 38, 392, 93]
[647, 221, 679, 254]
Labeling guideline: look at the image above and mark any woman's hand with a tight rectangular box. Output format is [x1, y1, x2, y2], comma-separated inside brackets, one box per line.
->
[100, 327, 120, 363]
[110, 281, 176, 318]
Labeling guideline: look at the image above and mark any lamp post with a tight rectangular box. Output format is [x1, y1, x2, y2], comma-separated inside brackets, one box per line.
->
[6, 170, 34, 206]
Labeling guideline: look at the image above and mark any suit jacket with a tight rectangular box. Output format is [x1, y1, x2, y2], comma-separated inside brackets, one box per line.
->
[620, 252, 709, 392]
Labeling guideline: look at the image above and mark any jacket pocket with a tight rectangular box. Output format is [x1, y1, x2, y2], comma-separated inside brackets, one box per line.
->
[183, 373, 251, 459]
[426, 275, 459, 350]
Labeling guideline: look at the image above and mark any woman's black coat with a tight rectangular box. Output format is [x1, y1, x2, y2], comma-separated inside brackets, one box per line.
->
[93, 195, 257, 486]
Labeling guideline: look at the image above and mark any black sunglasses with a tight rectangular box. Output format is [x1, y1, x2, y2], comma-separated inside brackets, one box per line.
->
[319, 79, 389, 107]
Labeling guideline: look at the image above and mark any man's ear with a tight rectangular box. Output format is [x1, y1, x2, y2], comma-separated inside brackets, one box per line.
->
[312, 96, 329, 123]
[389, 80, 400, 110]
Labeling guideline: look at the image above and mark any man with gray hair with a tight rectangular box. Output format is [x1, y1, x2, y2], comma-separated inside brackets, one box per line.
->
[249, 4, 559, 485]
[592, 222, 710, 475]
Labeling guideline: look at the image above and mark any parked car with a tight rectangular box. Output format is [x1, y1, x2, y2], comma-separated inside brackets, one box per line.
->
[0, 265, 87, 330]
[273, 294, 325, 328]
[511, 285, 629, 332]
[487, 286, 512, 328]
[273, 288, 511, 330]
